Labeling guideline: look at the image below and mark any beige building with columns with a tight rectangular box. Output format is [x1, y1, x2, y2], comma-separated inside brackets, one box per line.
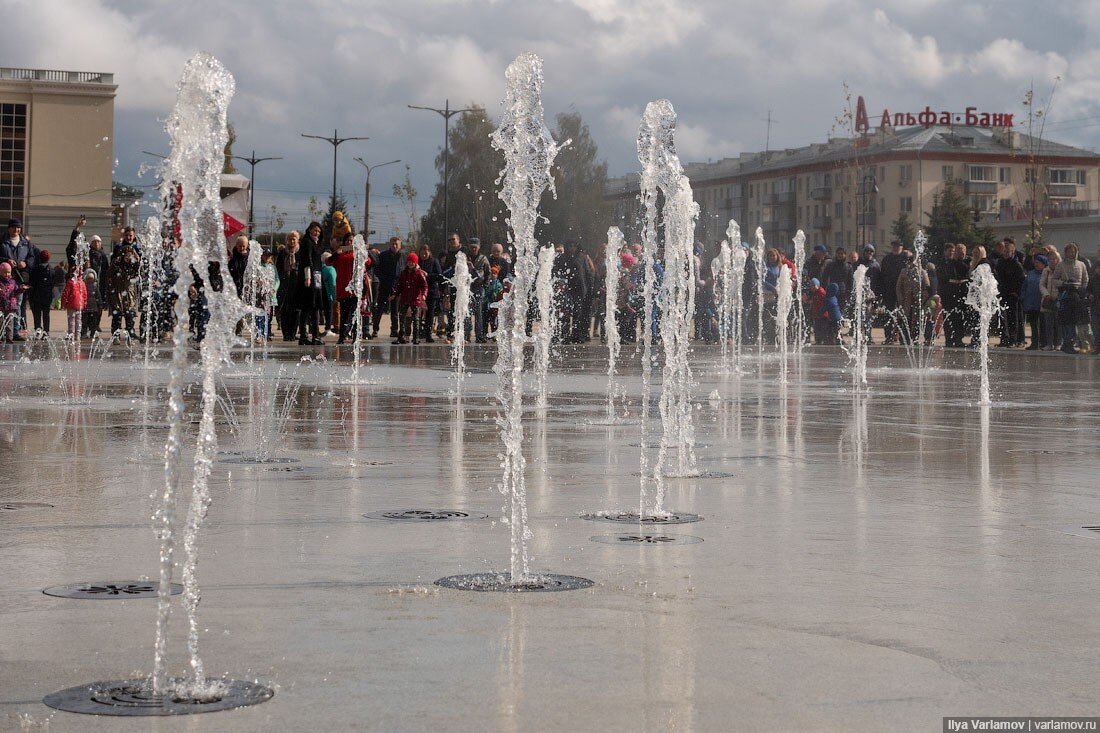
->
[0, 67, 117, 254]
[608, 124, 1100, 254]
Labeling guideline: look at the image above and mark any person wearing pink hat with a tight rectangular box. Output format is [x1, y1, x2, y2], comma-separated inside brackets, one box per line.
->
[0, 262, 21, 343]
[393, 252, 427, 344]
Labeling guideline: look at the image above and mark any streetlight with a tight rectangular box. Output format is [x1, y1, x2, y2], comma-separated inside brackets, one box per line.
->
[352, 158, 401, 237]
[858, 173, 879, 247]
[407, 100, 476, 243]
[230, 150, 281, 236]
[300, 129, 369, 234]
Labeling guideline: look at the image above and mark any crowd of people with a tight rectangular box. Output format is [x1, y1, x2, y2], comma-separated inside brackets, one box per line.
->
[2, 211, 1098, 356]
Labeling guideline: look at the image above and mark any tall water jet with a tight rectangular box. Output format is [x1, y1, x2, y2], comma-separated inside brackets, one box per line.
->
[776, 264, 793, 384]
[727, 221, 746, 373]
[716, 238, 734, 371]
[754, 227, 766, 360]
[637, 99, 698, 512]
[534, 244, 557, 408]
[156, 52, 244, 696]
[603, 227, 624, 421]
[350, 233, 369, 383]
[450, 251, 472, 383]
[141, 217, 164, 366]
[489, 53, 562, 584]
[851, 264, 870, 389]
[791, 229, 806, 351]
[966, 263, 999, 406]
[241, 238, 263, 364]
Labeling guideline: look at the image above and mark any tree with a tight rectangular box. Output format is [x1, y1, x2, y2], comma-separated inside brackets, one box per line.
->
[392, 165, 420, 245]
[925, 181, 977, 260]
[223, 121, 237, 174]
[420, 104, 509, 248]
[537, 110, 612, 253]
[890, 211, 916, 247]
[321, 191, 351, 237]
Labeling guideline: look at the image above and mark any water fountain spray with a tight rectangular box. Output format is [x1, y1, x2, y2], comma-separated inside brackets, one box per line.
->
[637, 99, 699, 513]
[155, 52, 243, 696]
[350, 233, 369, 383]
[791, 229, 806, 351]
[604, 227, 624, 421]
[490, 53, 562, 584]
[851, 264, 870, 389]
[966, 263, 1000, 406]
[534, 244, 557, 408]
[141, 217, 164, 367]
[776, 265, 793, 384]
[754, 227, 766, 361]
[450, 252, 472, 383]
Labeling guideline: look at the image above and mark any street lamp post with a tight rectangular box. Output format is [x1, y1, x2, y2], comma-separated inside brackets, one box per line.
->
[352, 158, 401, 237]
[300, 129, 369, 235]
[407, 100, 475, 243]
[230, 150, 282, 236]
[858, 173, 879, 248]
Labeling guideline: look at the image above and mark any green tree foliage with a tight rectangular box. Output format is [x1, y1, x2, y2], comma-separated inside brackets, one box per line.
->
[537, 110, 612, 254]
[890, 211, 916, 247]
[420, 105, 508, 248]
[223, 121, 237, 174]
[925, 181, 978, 260]
[321, 191, 351, 238]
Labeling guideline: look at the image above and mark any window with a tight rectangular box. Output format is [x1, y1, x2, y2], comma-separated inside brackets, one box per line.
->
[0, 103, 27, 225]
[999, 167, 1011, 184]
[1076, 170, 1087, 185]
[942, 165, 954, 181]
[880, 197, 886, 214]
[1025, 168, 1038, 183]
[835, 232, 843, 248]
[1049, 169, 1074, 184]
[900, 197, 912, 213]
[834, 202, 842, 219]
[969, 195, 995, 212]
[900, 164, 913, 182]
[969, 165, 995, 182]
[999, 199, 1012, 210]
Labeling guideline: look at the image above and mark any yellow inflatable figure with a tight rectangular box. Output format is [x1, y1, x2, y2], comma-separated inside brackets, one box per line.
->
[331, 210, 352, 241]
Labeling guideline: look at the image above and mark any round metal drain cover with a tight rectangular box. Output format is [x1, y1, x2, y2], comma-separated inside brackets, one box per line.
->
[435, 572, 593, 592]
[581, 511, 703, 525]
[591, 534, 703, 545]
[43, 678, 273, 716]
[1006, 448, 1085, 456]
[0, 502, 54, 511]
[220, 456, 300, 465]
[43, 581, 184, 600]
[365, 509, 489, 522]
[666, 470, 737, 479]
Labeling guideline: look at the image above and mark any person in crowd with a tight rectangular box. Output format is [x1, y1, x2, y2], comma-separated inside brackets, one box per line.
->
[439, 233, 463, 337]
[332, 233, 357, 345]
[113, 225, 142, 257]
[276, 231, 302, 341]
[823, 281, 844, 345]
[256, 250, 278, 339]
[321, 251, 337, 336]
[694, 242, 718, 343]
[878, 240, 907, 344]
[373, 236, 405, 339]
[616, 251, 638, 343]
[1040, 249, 1061, 350]
[60, 263, 88, 338]
[418, 243, 443, 343]
[806, 277, 827, 345]
[554, 240, 591, 344]
[941, 244, 970, 347]
[187, 264, 209, 344]
[804, 244, 829, 286]
[488, 242, 512, 281]
[106, 243, 140, 338]
[1088, 260, 1100, 355]
[28, 249, 58, 336]
[822, 246, 851, 307]
[1052, 242, 1091, 353]
[965, 245, 989, 347]
[994, 238, 1026, 347]
[485, 265, 505, 334]
[466, 239, 492, 343]
[296, 222, 325, 345]
[81, 269, 102, 339]
[592, 241, 608, 342]
[923, 293, 944, 344]
[1021, 254, 1047, 350]
[0, 262, 21, 343]
[0, 217, 38, 339]
[895, 252, 928, 345]
[393, 251, 427, 345]
[227, 235, 249, 298]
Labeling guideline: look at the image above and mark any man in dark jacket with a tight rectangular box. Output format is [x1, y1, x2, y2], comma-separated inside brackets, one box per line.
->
[821, 247, 851, 308]
[554, 240, 591, 343]
[0, 218, 39, 338]
[417, 243, 443, 342]
[439, 233, 463, 336]
[995, 239, 1026, 347]
[878, 240, 907, 343]
[373, 236, 405, 337]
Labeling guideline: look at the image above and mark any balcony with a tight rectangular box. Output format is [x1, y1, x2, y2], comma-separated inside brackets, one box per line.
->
[812, 215, 832, 229]
[965, 180, 998, 195]
[0, 67, 114, 84]
[856, 212, 877, 226]
[998, 203, 1099, 221]
[763, 191, 796, 206]
[809, 186, 832, 200]
[1048, 184, 1077, 199]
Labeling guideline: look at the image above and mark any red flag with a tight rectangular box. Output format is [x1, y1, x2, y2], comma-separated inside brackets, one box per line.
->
[223, 212, 246, 238]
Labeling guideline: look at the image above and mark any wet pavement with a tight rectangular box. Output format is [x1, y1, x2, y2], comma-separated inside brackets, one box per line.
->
[1, 340, 1098, 731]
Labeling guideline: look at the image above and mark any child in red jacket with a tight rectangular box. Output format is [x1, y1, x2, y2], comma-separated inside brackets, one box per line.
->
[392, 252, 427, 344]
[61, 270, 89, 338]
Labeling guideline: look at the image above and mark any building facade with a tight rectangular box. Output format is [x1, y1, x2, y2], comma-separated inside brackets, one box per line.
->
[608, 124, 1100, 254]
[0, 67, 116, 254]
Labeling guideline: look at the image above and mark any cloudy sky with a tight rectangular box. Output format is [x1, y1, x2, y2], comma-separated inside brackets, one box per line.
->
[9, 0, 1100, 236]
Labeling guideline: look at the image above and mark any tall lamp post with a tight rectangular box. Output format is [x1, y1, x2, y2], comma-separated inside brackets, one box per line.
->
[300, 129, 369, 234]
[858, 173, 879, 248]
[407, 100, 475, 242]
[352, 158, 400, 237]
[230, 150, 282, 236]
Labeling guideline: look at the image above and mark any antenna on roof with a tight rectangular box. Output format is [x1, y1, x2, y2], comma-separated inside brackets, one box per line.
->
[763, 109, 778, 158]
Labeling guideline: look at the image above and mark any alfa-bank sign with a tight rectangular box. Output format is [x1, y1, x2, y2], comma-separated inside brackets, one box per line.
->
[855, 95, 1015, 133]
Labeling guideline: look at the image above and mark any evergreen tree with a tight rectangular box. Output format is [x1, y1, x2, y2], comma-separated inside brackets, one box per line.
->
[890, 211, 916, 247]
[925, 181, 974, 261]
[321, 191, 350, 240]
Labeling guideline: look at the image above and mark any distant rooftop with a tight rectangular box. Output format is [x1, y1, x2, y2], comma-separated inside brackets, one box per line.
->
[0, 67, 114, 85]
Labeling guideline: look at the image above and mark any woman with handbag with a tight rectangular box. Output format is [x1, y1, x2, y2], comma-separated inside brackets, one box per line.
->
[295, 221, 325, 345]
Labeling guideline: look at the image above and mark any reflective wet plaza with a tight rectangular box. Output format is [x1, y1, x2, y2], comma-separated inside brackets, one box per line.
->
[1, 342, 1098, 731]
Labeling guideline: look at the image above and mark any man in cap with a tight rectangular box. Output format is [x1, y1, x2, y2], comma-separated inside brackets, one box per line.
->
[0, 218, 39, 339]
[878, 240, 907, 343]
